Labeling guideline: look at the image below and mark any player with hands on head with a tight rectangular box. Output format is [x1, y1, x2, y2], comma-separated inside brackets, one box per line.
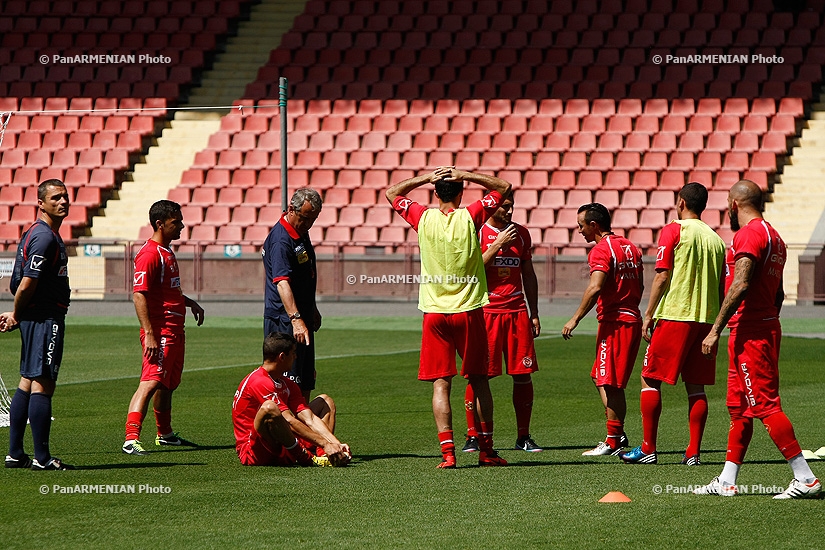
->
[232, 332, 351, 467]
[122, 200, 204, 456]
[387, 166, 511, 468]
[693, 180, 820, 499]
[563, 203, 644, 457]
[463, 191, 543, 454]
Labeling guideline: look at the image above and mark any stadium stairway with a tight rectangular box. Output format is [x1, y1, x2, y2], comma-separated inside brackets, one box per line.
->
[72, 0, 306, 297]
[188, 0, 309, 107]
[765, 84, 825, 304]
[71, 116, 218, 298]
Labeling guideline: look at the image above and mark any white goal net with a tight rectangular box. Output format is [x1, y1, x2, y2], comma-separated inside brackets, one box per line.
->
[0, 372, 11, 427]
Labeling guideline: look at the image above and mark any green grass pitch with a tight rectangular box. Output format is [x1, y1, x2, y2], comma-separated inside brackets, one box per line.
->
[1, 315, 823, 549]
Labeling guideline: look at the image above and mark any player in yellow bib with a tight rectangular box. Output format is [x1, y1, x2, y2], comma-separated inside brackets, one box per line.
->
[388, 167, 511, 468]
[621, 182, 726, 465]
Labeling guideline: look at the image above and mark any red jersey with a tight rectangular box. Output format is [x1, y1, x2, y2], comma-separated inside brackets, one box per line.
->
[726, 218, 786, 328]
[232, 366, 308, 450]
[479, 222, 532, 312]
[133, 239, 186, 331]
[588, 234, 644, 323]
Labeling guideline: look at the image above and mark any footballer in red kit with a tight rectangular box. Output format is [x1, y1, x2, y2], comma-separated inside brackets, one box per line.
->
[233, 332, 351, 467]
[563, 204, 643, 457]
[695, 180, 820, 499]
[463, 192, 543, 453]
[387, 167, 512, 468]
[122, 200, 205, 457]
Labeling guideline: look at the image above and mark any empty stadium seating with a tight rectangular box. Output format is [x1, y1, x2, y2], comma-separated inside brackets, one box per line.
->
[4, 0, 822, 254]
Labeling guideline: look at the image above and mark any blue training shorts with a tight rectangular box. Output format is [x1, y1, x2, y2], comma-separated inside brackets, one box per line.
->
[19, 317, 66, 381]
[264, 315, 315, 392]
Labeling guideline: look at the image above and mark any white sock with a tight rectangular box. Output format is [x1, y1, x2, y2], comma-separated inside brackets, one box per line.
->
[718, 461, 741, 486]
[788, 453, 817, 483]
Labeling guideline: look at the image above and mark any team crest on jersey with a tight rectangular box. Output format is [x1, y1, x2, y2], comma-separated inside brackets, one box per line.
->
[57, 266, 68, 277]
[522, 357, 533, 368]
[481, 194, 497, 208]
[622, 244, 633, 259]
[397, 198, 412, 212]
[30, 255, 45, 271]
[134, 271, 146, 286]
[295, 244, 309, 264]
[171, 276, 181, 289]
[656, 246, 666, 262]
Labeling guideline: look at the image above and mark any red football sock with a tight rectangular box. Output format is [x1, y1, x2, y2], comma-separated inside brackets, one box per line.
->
[685, 393, 708, 457]
[512, 380, 534, 439]
[154, 408, 172, 437]
[605, 419, 624, 449]
[726, 410, 753, 464]
[438, 430, 455, 459]
[478, 421, 494, 452]
[763, 411, 802, 460]
[125, 411, 144, 441]
[640, 388, 661, 454]
[464, 385, 478, 438]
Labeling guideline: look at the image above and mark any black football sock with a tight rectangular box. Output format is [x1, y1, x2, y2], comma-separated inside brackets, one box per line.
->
[29, 393, 53, 465]
[8, 389, 31, 458]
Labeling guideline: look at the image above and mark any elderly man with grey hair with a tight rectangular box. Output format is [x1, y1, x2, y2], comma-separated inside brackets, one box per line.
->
[262, 188, 323, 402]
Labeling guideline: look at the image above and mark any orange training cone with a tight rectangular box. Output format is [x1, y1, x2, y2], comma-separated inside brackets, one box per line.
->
[599, 491, 632, 503]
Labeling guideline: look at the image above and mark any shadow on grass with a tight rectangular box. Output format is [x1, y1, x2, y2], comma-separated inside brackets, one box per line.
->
[77, 462, 207, 470]
[351, 453, 434, 463]
[149, 444, 236, 453]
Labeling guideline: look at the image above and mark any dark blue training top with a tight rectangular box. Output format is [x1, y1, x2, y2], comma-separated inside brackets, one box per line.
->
[262, 216, 317, 326]
[10, 219, 70, 320]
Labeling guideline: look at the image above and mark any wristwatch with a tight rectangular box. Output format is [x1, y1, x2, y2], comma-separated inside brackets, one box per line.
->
[288, 311, 302, 321]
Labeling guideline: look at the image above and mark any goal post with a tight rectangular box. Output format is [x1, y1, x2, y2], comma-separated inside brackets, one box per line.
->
[0, 371, 12, 427]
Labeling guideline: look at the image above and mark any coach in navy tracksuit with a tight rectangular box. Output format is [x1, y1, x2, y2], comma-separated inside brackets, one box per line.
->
[262, 188, 323, 402]
[2, 179, 74, 471]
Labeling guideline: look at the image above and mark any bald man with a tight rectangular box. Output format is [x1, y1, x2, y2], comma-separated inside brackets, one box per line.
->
[694, 180, 821, 499]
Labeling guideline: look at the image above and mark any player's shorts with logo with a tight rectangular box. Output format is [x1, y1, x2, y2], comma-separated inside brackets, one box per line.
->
[237, 428, 314, 466]
[591, 320, 641, 388]
[642, 320, 716, 385]
[19, 317, 65, 380]
[726, 322, 783, 419]
[483, 309, 538, 377]
[419, 308, 487, 380]
[140, 329, 185, 390]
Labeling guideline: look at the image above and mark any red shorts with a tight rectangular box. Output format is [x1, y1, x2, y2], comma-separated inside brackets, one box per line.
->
[642, 320, 716, 385]
[483, 309, 538, 377]
[591, 321, 642, 389]
[140, 330, 185, 391]
[419, 309, 487, 381]
[726, 323, 783, 419]
[236, 428, 313, 466]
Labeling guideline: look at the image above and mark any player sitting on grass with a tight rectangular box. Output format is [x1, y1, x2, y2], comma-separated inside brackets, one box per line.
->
[232, 332, 351, 467]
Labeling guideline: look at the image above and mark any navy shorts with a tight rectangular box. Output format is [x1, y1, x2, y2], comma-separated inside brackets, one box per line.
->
[19, 317, 66, 381]
[264, 315, 315, 392]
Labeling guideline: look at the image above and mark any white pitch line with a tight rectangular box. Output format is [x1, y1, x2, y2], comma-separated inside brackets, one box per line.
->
[58, 334, 573, 387]
[60, 347, 423, 386]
